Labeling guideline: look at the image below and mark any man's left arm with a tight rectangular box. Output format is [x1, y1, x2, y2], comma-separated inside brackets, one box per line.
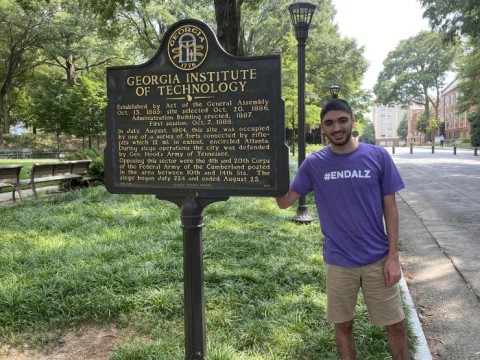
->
[383, 193, 402, 287]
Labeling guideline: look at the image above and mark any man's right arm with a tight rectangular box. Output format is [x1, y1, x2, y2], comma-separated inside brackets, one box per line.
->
[276, 188, 301, 209]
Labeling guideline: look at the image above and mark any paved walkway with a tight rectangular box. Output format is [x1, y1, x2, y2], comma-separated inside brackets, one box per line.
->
[0, 185, 61, 204]
[390, 146, 480, 359]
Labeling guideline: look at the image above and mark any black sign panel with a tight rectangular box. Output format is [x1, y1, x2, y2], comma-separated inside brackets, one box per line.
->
[105, 19, 289, 198]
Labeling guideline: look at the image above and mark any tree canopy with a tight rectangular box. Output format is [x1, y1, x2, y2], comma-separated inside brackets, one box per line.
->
[456, 38, 480, 147]
[419, 0, 480, 146]
[397, 117, 408, 143]
[359, 120, 375, 144]
[374, 31, 456, 126]
[420, 0, 480, 42]
[0, 0, 50, 134]
[1, 0, 372, 145]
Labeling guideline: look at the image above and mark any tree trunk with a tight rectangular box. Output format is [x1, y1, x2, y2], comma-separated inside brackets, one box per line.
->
[214, 0, 244, 56]
[56, 132, 61, 158]
[424, 90, 433, 142]
[66, 53, 77, 85]
[0, 92, 10, 135]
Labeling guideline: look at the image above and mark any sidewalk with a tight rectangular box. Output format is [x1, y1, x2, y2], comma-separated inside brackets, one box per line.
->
[391, 146, 480, 359]
[0, 185, 61, 205]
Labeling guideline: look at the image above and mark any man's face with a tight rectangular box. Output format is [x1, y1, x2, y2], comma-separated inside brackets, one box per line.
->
[321, 110, 355, 147]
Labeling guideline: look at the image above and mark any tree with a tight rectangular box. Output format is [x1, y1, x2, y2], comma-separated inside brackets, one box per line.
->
[469, 112, 480, 147]
[419, 1, 480, 146]
[67, 76, 106, 149]
[359, 120, 375, 144]
[34, 0, 121, 85]
[419, 0, 480, 42]
[374, 31, 456, 141]
[27, 77, 72, 152]
[85, 0, 244, 56]
[15, 68, 106, 150]
[415, 111, 428, 144]
[428, 117, 440, 138]
[4, 0, 371, 145]
[244, 0, 369, 130]
[307, 1, 369, 123]
[397, 117, 408, 143]
[0, 0, 48, 136]
[214, 0, 244, 55]
[111, 0, 215, 62]
[455, 38, 480, 147]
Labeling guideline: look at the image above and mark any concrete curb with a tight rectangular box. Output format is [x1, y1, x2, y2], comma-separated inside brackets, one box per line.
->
[400, 275, 432, 360]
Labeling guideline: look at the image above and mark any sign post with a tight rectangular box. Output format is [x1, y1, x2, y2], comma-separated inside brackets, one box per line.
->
[105, 19, 289, 359]
[180, 196, 211, 359]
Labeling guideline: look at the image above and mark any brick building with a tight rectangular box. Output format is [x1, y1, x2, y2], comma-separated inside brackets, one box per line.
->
[373, 79, 471, 147]
[438, 79, 470, 141]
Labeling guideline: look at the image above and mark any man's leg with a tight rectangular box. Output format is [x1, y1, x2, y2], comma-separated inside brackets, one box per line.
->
[386, 320, 409, 360]
[335, 320, 356, 360]
[326, 263, 361, 359]
[361, 258, 408, 358]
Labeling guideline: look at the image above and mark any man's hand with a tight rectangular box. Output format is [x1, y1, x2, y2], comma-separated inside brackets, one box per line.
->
[384, 254, 402, 287]
[276, 189, 301, 209]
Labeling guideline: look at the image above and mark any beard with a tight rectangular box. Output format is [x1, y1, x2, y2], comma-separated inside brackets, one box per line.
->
[324, 129, 352, 146]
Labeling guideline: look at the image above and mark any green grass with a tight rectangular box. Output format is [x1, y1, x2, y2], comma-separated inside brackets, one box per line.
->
[0, 184, 416, 359]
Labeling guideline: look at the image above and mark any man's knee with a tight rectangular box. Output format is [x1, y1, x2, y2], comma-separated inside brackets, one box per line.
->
[387, 320, 407, 335]
[335, 320, 354, 334]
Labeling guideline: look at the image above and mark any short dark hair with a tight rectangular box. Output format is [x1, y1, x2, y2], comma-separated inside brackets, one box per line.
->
[320, 99, 353, 121]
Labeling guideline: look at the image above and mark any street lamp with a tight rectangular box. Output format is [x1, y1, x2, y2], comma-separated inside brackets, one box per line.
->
[330, 84, 341, 99]
[321, 84, 341, 144]
[288, 0, 316, 224]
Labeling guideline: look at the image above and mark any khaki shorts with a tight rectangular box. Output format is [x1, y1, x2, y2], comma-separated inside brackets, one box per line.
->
[325, 257, 405, 326]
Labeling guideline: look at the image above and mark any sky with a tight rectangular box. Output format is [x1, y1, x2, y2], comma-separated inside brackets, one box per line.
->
[332, 0, 430, 91]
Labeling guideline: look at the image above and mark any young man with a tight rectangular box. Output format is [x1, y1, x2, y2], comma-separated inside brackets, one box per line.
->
[276, 99, 409, 360]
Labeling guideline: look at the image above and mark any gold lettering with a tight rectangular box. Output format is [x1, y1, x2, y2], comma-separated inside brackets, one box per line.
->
[126, 74, 180, 87]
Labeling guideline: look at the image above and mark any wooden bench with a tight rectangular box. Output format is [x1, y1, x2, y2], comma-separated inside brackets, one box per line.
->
[17, 160, 92, 200]
[0, 149, 17, 159]
[0, 164, 24, 202]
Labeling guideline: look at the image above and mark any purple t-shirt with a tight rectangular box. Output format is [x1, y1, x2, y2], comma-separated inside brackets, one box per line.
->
[290, 143, 405, 267]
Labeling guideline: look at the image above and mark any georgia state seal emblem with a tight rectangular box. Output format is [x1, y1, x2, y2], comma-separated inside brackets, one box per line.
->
[168, 25, 208, 71]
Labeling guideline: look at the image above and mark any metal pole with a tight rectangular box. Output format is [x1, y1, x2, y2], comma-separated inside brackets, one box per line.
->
[293, 34, 313, 223]
[160, 196, 227, 359]
[181, 196, 206, 360]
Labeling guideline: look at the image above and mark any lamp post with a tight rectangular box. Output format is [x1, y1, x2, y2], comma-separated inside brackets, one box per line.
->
[329, 84, 341, 99]
[321, 84, 341, 144]
[288, 0, 316, 224]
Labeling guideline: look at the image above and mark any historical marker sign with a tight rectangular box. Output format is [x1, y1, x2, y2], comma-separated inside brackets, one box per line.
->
[105, 19, 289, 199]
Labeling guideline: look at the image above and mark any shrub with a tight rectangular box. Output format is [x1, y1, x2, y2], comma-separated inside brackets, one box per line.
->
[64, 149, 105, 184]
